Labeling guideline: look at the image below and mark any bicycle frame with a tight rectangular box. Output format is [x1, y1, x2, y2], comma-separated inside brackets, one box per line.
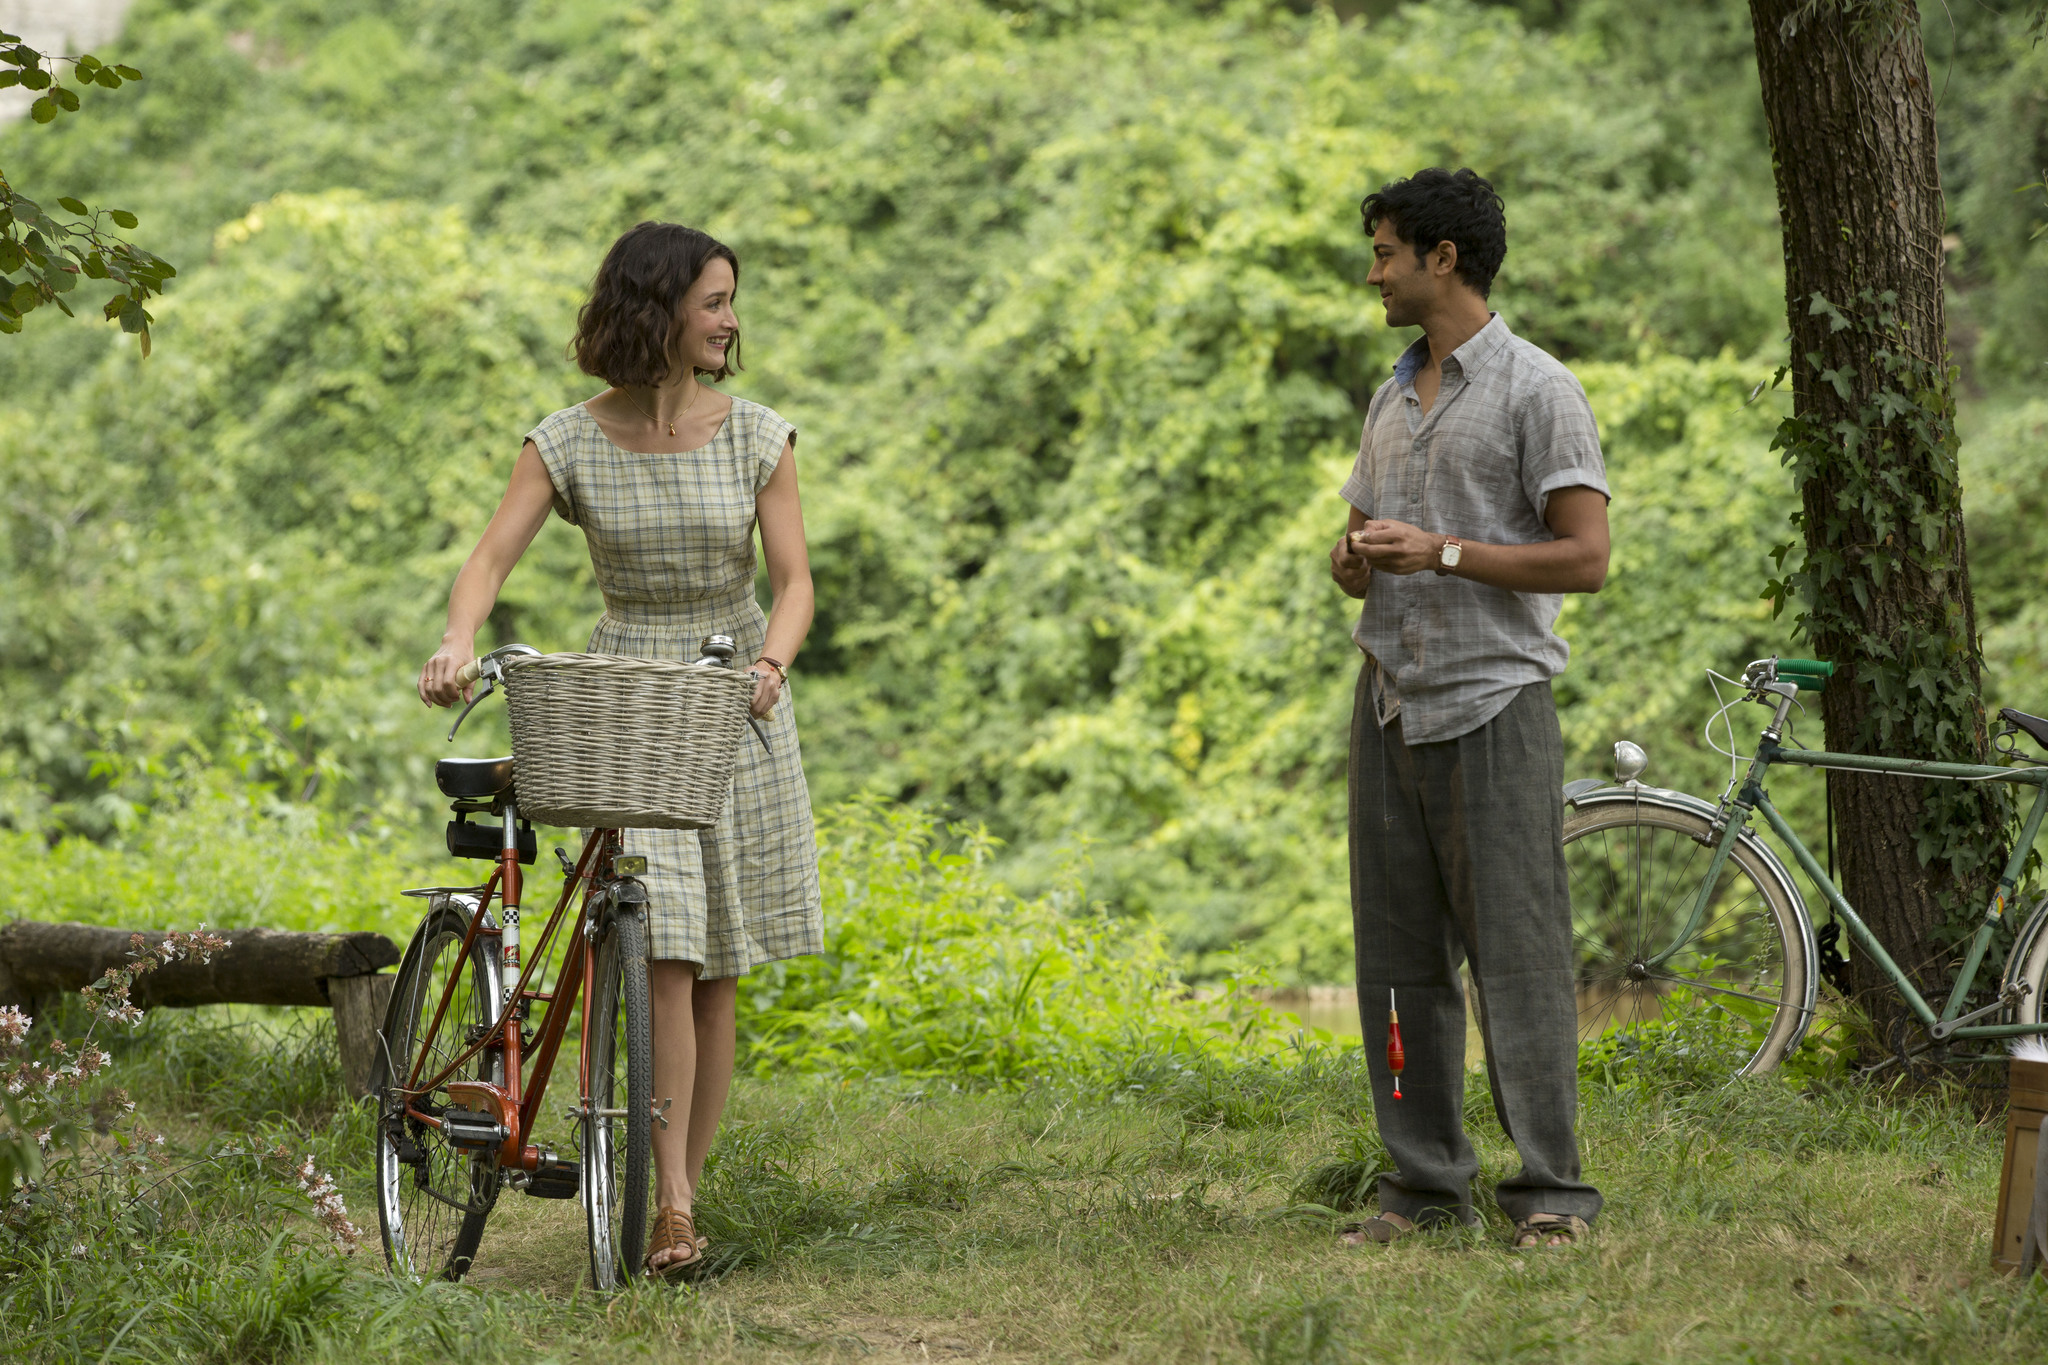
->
[398, 819, 633, 1174]
[1667, 683, 2048, 1044]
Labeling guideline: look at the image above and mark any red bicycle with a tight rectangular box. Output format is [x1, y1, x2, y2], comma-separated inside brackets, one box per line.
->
[371, 638, 749, 1286]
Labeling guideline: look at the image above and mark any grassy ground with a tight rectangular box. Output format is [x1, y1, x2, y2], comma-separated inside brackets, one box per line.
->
[5, 1006, 2048, 1363]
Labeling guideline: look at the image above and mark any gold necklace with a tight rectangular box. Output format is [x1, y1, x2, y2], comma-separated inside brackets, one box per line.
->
[623, 381, 701, 437]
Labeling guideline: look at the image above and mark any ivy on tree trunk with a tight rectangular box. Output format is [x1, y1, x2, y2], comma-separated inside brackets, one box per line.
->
[1748, 0, 2016, 1055]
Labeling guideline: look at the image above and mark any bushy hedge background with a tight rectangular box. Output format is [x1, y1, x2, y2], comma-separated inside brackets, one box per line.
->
[3, 0, 2045, 981]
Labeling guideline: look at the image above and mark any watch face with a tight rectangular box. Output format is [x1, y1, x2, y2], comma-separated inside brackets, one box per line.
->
[1442, 542, 1462, 567]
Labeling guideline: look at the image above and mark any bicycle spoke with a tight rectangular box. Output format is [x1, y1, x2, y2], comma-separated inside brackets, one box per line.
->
[1564, 804, 1805, 1073]
[1641, 971, 1790, 1011]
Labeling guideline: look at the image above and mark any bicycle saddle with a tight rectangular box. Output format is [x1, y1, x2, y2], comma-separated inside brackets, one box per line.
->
[436, 755, 516, 799]
[2002, 708, 2048, 752]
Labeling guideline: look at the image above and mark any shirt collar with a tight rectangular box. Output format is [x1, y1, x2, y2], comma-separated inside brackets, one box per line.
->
[1391, 312, 1511, 389]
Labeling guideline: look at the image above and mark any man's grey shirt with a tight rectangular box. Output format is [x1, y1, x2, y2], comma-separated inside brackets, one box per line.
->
[1339, 313, 1608, 745]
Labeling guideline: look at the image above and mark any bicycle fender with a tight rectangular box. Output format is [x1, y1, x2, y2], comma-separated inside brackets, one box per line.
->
[1565, 783, 1820, 1056]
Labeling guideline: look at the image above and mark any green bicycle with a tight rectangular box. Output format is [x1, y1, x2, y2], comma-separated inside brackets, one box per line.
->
[1561, 655, 2048, 1076]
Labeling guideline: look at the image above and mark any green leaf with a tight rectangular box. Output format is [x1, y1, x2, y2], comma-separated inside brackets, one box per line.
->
[81, 252, 107, 279]
[113, 65, 142, 80]
[29, 94, 54, 122]
[0, 240, 20, 273]
[52, 85, 79, 112]
[109, 210, 138, 230]
[119, 297, 146, 333]
[57, 196, 87, 215]
[94, 67, 121, 89]
[0, 70, 17, 90]
[10, 281, 39, 313]
[74, 55, 100, 78]
[19, 66, 49, 91]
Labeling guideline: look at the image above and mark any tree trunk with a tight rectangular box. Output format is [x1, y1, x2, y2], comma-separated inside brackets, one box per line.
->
[0, 920, 399, 1010]
[1748, 0, 2008, 1055]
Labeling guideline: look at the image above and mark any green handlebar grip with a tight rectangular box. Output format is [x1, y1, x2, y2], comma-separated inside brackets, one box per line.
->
[1777, 658, 1835, 678]
[1790, 674, 1826, 692]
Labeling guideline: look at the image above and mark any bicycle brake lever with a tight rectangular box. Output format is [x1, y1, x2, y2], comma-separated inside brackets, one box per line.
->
[446, 678, 497, 742]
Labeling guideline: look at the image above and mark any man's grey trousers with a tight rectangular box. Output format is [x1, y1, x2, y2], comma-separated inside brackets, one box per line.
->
[1349, 673, 1603, 1227]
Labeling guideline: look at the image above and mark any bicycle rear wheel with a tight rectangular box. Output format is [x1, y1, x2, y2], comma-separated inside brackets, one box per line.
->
[372, 900, 504, 1280]
[582, 899, 654, 1290]
[1564, 800, 1811, 1075]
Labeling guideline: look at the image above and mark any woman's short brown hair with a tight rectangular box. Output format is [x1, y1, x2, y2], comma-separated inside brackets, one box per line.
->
[572, 222, 743, 386]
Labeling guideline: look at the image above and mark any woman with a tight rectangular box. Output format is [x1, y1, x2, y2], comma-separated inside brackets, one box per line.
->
[418, 222, 822, 1279]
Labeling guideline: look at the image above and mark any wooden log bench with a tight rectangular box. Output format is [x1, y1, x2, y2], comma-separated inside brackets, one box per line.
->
[0, 920, 401, 1099]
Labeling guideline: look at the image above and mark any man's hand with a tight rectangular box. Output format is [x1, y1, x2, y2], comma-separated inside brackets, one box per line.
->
[1356, 519, 1443, 576]
[1330, 529, 1372, 598]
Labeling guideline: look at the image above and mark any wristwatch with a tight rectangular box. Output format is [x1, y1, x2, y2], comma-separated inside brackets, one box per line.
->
[1434, 536, 1463, 576]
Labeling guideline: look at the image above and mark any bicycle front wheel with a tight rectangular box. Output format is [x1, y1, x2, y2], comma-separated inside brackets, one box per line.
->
[1564, 800, 1811, 1075]
[372, 900, 504, 1280]
[582, 901, 654, 1290]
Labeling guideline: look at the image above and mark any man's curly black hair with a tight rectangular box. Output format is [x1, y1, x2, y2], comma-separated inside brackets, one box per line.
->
[1360, 168, 1507, 298]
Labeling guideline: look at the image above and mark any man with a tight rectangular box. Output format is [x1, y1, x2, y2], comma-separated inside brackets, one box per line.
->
[1328, 167, 1609, 1250]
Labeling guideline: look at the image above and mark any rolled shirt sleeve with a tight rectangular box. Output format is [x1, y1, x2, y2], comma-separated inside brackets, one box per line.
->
[1519, 370, 1609, 520]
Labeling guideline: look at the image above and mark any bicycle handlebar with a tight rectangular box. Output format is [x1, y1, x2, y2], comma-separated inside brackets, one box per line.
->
[456, 658, 482, 687]
[1743, 656, 1834, 694]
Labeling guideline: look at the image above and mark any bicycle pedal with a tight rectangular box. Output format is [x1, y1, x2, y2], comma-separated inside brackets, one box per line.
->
[523, 1165, 581, 1199]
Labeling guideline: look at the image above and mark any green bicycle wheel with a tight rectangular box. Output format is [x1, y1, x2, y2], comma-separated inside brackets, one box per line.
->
[1564, 799, 1812, 1076]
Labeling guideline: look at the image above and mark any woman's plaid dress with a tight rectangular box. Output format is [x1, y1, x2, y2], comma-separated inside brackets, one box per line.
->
[526, 398, 823, 977]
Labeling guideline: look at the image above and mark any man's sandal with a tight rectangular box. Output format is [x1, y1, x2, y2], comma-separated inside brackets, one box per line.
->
[644, 1206, 703, 1281]
[1511, 1213, 1589, 1250]
[1338, 1212, 1415, 1246]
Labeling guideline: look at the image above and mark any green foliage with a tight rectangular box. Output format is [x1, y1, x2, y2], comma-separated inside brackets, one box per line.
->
[0, 34, 169, 343]
[1577, 987, 1784, 1095]
[0, 768, 435, 945]
[1965, 399, 2048, 711]
[0, 0, 2041, 987]
[1948, 12, 2048, 385]
[737, 799, 1304, 1081]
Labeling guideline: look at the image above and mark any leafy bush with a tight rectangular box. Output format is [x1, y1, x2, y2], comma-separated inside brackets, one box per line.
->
[0, 767, 434, 943]
[736, 799, 1304, 1083]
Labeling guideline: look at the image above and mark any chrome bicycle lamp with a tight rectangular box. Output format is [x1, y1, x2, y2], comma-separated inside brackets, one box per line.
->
[1614, 740, 1648, 785]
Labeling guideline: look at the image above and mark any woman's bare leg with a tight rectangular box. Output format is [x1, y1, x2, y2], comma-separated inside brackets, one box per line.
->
[646, 961, 740, 1271]
[686, 975, 738, 1193]
[648, 961, 698, 1214]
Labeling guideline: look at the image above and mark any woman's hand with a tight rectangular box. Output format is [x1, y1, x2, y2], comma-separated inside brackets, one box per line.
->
[746, 662, 783, 718]
[419, 641, 476, 708]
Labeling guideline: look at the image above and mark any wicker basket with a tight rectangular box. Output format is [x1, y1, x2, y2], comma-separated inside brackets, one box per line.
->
[501, 653, 755, 830]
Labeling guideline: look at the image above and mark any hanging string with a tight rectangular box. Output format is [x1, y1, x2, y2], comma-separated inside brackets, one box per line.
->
[1380, 732, 1404, 1100]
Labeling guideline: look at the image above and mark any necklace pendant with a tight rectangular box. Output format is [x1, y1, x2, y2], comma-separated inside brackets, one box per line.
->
[666, 422, 675, 436]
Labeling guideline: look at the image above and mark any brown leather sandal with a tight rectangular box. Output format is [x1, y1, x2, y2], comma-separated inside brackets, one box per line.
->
[644, 1206, 702, 1280]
